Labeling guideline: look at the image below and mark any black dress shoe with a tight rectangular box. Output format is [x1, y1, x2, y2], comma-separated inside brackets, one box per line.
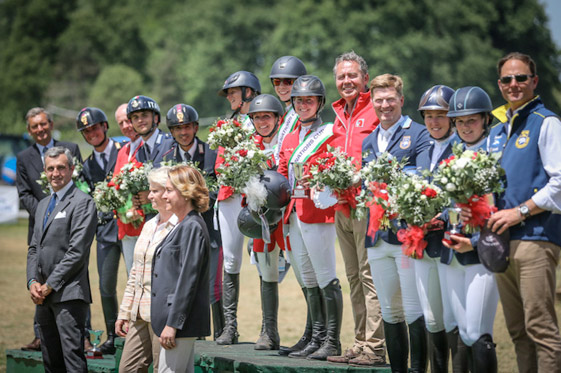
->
[21, 337, 41, 351]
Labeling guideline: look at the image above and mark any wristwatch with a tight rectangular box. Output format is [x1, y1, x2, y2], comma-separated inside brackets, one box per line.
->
[518, 203, 531, 219]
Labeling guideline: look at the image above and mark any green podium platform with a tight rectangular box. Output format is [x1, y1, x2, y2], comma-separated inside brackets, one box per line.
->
[7, 340, 391, 372]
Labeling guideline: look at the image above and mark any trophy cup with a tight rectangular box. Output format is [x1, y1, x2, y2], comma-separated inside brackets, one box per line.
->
[291, 162, 309, 199]
[86, 329, 104, 359]
[443, 207, 464, 245]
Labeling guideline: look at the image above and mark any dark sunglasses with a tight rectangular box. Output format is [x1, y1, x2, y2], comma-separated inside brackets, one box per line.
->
[272, 78, 295, 86]
[499, 74, 534, 85]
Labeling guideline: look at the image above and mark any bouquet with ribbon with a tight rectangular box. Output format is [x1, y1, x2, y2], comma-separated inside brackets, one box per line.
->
[216, 140, 269, 194]
[356, 153, 407, 234]
[37, 157, 91, 194]
[308, 146, 361, 218]
[393, 173, 450, 259]
[208, 118, 252, 150]
[432, 143, 504, 232]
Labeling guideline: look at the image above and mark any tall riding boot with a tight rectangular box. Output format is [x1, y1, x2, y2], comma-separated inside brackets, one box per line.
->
[211, 299, 225, 340]
[409, 316, 428, 373]
[470, 334, 497, 373]
[384, 321, 409, 372]
[308, 279, 342, 360]
[429, 330, 449, 373]
[447, 327, 469, 373]
[216, 272, 240, 345]
[279, 287, 312, 356]
[255, 281, 280, 350]
[288, 287, 326, 358]
[99, 295, 118, 354]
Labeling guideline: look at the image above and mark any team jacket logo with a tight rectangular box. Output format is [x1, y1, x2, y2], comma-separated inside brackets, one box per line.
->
[515, 130, 530, 149]
[355, 119, 364, 127]
[400, 136, 411, 149]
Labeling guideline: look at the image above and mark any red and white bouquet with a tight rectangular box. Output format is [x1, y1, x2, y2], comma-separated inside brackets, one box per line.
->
[92, 180, 124, 213]
[308, 146, 361, 217]
[393, 174, 450, 259]
[216, 141, 269, 194]
[208, 118, 252, 150]
[432, 143, 504, 232]
[356, 153, 406, 233]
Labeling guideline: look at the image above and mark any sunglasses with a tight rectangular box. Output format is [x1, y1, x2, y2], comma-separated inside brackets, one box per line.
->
[499, 74, 534, 85]
[272, 78, 295, 86]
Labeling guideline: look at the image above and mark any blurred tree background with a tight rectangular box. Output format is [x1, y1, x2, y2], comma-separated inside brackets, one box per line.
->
[1, 0, 559, 140]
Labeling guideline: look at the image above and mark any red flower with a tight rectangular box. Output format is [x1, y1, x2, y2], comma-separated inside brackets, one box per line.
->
[421, 187, 438, 198]
[224, 162, 231, 167]
[209, 127, 214, 133]
[472, 152, 478, 159]
[237, 149, 248, 157]
[231, 156, 239, 162]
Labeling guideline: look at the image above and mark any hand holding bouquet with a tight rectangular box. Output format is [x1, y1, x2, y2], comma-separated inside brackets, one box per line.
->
[393, 174, 450, 259]
[432, 143, 504, 232]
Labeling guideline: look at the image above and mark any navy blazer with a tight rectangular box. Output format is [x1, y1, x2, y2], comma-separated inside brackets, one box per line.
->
[362, 116, 431, 247]
[26, 184, 97, 304]
[136, 130, 173, 164]
[81, 140, 124, 244]
[151, 210, 211, 338]
[16, 140, 82, 244]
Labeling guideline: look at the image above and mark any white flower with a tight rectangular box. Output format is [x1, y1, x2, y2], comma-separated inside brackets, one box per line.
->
[440, 177, 448, 184]
[446, 183, 456, 192]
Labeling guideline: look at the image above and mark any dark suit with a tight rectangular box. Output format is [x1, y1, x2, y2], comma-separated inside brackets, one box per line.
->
[135, 129, 173, 164]
[16, 140, 82, 244]
[81, 140, 124, 338]
[26, 184, 97, 372]
[155, 138, 223, 304]
[151, 210, 211, 339]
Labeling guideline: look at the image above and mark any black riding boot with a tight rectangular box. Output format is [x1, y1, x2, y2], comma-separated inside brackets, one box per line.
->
[447, 327, 469, 373]
[429, 330, 449, 373]
[99, 295, 118, 354]
[216, 272, 240, 345]
[409, 316, 428, 373]
[279, 287, 312, 356]
[255, 281, 280, 350]
[308, 279, 342, 360]
[384, 321, 409, 372]
[470, 334, 497, 373]
[288, 287, 326, 358]
[211, 299, 225, 340]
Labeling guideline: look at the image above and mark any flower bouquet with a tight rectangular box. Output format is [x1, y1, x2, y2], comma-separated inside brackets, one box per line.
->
[308, 146, 361, 217]
[111, 161, 155, 225]
[208, 118, 252, 150]
[92, 180, 124, 214]
[356, 153, 407, 234]
[393, 174, 450, 259]
[216, 141, 269, 194]
[432, 143, 504, 232]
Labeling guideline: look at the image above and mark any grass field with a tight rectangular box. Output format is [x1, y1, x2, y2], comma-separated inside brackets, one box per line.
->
[1, 218, 560, 372]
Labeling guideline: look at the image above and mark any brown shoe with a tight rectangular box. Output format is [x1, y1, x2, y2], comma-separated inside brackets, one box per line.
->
[349, 352, 387, 366]
[21, 337, 41, 351]
[326, 346, 361, 364]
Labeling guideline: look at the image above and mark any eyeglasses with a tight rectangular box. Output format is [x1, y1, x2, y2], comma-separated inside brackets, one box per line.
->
[272, 78, 295, 86]
[499, 74, 534, 85]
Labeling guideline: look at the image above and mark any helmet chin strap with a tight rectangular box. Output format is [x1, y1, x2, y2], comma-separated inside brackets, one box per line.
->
[254, 117, 280, 138]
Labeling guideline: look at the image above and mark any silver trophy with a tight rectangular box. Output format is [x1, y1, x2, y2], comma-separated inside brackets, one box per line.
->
[291, 162, 309, 199]
[443, 207, 464, 244]
[86, 329, 104, 359]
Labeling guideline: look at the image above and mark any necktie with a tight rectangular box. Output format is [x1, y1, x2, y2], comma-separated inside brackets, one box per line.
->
[43, 194, 57, 228]
[184, 152, 191, 162]
[41, 146, 49, 164]
[100, 153, 107, 171]
[144, 144, 151, 160]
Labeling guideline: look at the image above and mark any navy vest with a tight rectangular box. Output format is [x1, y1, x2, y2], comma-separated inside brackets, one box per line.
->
[488, 97, 561, 247]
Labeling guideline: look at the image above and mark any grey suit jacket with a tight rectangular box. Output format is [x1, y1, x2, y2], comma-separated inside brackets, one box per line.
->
[151, 210, 211, 338]
[26, 183, 97, 305]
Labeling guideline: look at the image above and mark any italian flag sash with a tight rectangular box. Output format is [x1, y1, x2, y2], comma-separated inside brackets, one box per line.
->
[275, 106, 299, 162]
[288, 122, 334, 188]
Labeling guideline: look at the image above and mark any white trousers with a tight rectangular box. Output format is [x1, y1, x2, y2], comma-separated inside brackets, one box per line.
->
[288, 213, 336, 289]
[218, 195, 245, 274]
[255, 246, 280, 282]
[158, 337, 196, 373]
[414, 255, 456, 333]
[442, 257, 499, 346]
[121, 235, 138, 276]
[367, 240, 423, 324]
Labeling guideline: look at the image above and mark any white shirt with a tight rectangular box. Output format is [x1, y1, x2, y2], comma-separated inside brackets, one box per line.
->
[36, 139, 55, 164]
[430, 136, 454, 171]
[377, 116, 403, 152]
[179, 138, 197, 162]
